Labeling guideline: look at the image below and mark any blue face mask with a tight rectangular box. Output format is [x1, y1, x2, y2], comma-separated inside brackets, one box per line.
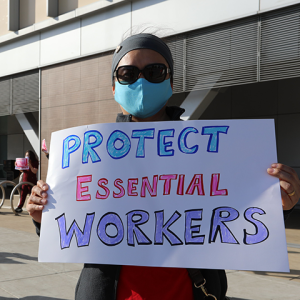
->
[114, 78, 173, 118]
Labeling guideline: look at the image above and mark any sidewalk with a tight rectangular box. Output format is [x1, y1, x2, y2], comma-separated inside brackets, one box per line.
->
[0, 197, 299, 300]
[0, 197, 82, 300]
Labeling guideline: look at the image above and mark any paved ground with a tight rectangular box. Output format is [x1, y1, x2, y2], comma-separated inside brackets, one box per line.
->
[0, 196, 299, 300]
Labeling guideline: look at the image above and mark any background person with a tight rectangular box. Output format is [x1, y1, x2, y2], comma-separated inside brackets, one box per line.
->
[15, 150, 38, 213]
[26, 33, 299, 300]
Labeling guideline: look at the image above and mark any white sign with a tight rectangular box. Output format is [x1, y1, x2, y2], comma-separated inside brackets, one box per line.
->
[39, 119, 289, 272]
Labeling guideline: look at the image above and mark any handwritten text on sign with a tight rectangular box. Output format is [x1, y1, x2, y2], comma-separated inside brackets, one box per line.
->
[39, 120, 289, 272]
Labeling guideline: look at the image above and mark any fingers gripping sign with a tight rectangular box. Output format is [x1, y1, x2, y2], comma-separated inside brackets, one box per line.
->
[26, 180, 49, 223]
[267, 163, 300, 210]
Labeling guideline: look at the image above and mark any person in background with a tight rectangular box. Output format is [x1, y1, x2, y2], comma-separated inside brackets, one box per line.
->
[26, 33, 299, 300]
[15, 150, 38, 213]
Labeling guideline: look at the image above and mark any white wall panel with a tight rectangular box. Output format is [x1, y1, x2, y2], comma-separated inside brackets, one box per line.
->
[260, 0, 300, 11]
[81, 3, 131, 55]
[0, 35, 39, 77]
[132, 0, 259, 35]
[40, 21, 81, 65]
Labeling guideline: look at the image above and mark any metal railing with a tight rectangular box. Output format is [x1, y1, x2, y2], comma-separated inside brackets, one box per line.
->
[0, 180, 34, 215]
[0, 180, 20, 209]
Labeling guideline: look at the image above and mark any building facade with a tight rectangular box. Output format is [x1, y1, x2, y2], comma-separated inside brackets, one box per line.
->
[0, 0, 299, 207]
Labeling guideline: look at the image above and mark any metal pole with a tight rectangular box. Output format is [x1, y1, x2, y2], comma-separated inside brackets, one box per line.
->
[257, 16, 261, 82]
[38, 68, 41, 181]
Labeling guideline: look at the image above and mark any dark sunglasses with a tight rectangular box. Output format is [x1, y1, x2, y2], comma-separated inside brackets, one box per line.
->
[114, 63, 171, 85]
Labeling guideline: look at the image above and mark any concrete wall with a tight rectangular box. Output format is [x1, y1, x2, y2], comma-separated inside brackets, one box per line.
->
[2, 0, 300, 78]
[131, 0, 259, 34]
[79, 0, 100, 8]
[40, 51, 121, 180]
[260, 0, 300, 11]
[59, 0, 106, 14]
[35, 0, 51, 24]
[0, 0, 9, 36]
[0, 2, 131, 77]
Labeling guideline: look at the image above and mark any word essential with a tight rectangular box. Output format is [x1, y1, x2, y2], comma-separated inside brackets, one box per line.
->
[76, 173, 228, 201]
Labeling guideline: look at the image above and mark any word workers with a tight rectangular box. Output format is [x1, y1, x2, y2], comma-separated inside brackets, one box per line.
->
[55, 207, 269, 250]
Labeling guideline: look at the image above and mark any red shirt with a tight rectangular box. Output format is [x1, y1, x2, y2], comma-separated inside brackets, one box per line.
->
[22, 160, 38, 184]
[116, 266, 194, 300]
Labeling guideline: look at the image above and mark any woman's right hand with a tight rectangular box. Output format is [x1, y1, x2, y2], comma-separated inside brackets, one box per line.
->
[26, 180, 48, 223]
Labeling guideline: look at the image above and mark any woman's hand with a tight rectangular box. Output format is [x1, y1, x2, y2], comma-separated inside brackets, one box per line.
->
[26, 180, 48, 223]
[267, 164, 300, 210]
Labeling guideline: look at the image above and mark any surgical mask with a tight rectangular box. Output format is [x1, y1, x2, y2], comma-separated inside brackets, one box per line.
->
[114, 78, 173, 118]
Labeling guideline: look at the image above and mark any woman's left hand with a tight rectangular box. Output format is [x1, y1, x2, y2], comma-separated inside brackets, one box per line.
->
[267, 163, 300, 210]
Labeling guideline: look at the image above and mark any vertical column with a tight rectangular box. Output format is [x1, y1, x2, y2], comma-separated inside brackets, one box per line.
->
[38, 69, 41, 180]
[9, 78, 12, 115]
[8, 0, 20, 31]
[257, 16, 261, 82]
[47, 0, 59, 17]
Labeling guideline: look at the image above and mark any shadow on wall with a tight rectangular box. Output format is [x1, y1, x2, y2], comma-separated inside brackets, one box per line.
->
[0, 252, 37, 264]
[59, 0, 78, 15]
[131, 0, 168, 11]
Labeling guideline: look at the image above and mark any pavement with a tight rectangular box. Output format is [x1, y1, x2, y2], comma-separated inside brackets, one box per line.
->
[0, 196, 299, 300]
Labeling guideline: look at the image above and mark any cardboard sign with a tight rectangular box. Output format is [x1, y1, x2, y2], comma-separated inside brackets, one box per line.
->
[15, 158, 29, 170]
[39, 119, 289, 272]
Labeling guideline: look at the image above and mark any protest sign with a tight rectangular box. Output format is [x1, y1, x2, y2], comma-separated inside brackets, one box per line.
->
[39, 119, 289, 272]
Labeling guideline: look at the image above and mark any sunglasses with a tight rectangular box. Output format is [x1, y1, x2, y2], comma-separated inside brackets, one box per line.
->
[114, 63, 171, 85]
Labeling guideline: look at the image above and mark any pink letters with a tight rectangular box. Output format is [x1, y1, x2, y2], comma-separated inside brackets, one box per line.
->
[113, 178, 125, 198]
[76, 175, 92, 201]
[128, 178, 138, 196]
[186, 174, 205, 196]
[76, 173, 228, 201]
[96, 178, 110, 200]
[159, 174, 178, 195]
[141, 175, 158, 197]
[177, 174, 185, 195]
[210, 174, 228, 196]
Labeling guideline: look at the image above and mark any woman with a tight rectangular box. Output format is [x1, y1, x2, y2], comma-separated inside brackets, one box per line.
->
[26, 33, 299, 299]
[16, 150, 38, 213]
